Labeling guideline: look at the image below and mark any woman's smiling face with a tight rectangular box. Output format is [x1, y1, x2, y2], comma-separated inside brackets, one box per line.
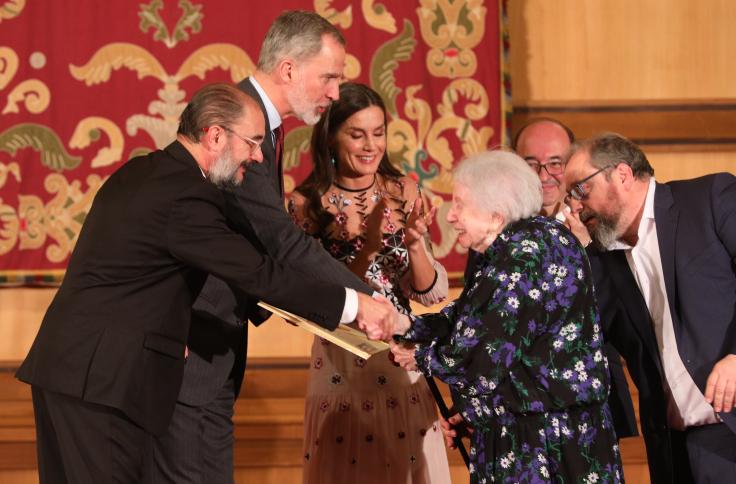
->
[334, 105, 386, 183]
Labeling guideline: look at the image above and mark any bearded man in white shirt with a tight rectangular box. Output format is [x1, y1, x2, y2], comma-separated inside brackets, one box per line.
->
[564, 132, 736, 484]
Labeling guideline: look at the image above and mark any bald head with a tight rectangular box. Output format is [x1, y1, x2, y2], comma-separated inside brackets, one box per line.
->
[514, 119, 574, 215]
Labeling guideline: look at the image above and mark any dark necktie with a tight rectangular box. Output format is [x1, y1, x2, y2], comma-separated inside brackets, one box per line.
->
[273, 125, 284, 196]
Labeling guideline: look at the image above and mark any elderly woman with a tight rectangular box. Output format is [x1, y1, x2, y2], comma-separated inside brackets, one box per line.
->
[391, 151, 624, 483]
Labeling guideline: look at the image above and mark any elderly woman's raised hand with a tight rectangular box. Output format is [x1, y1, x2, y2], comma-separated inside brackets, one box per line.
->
[389, 340, 417, 371]
[562, 201, 593, 248]
[405, 198, 436, 250]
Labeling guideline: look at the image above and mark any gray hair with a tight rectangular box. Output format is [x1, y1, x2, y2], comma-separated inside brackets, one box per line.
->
[453, 150, 542, 223]
[569, 132, 654, 179]
[177, 83, 251, 142]
[257, 10, 345, 73]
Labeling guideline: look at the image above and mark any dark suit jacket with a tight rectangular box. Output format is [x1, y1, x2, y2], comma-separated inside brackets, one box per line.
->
[15, 141, 345, 435]
[178, 78, 372, 407]
[593, 173, 736, 484]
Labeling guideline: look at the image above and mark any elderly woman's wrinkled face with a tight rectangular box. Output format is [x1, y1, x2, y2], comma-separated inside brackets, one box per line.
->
[447, 182, 501, 252]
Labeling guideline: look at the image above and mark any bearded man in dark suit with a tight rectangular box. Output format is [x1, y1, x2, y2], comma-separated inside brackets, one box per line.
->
[17, 83, 397, 484]
[564, 133, 736, 484]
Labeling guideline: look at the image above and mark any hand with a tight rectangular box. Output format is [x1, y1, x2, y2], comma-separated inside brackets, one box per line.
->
[394, 313, 412, 336]
[405, 198, 436, 250]
[704, 354, 736, 413]
[439, 413, 474, 449]
[355, 292, 398, 340]
[563, 204, 592, 248]
[389, 340, 417, 371]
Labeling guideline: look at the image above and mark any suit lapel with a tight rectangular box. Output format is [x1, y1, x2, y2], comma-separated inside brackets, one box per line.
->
[653, 183, 679, 327]
[236, 78, 279, 192]
[605, 250, 663, 371]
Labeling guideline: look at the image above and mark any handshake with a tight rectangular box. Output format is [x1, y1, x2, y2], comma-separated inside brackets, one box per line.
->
[355, 292, 411, 341]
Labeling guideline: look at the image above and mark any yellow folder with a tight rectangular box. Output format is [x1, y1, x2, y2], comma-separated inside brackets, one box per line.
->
[257, 301, 390, 359]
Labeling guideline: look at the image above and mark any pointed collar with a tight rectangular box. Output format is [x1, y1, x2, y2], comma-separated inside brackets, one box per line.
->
[249, 76, 282, 132]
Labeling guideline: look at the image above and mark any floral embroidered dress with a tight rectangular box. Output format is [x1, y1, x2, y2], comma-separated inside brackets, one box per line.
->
[403, 216, 624, 484]
[288, 175, 452, 484]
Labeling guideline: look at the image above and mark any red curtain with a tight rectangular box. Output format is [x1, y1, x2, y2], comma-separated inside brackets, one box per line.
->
[0, 0, 508, 285]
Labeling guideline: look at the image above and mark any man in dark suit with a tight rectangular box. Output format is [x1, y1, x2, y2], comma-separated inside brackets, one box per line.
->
[564, 133, 736, 483]
[16, 83, 397, 484]
[152, 11, 378, 484]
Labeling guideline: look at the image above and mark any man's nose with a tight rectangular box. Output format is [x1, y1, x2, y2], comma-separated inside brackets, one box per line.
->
[252, 147, 264, 163]
[327, 80, 339, 101]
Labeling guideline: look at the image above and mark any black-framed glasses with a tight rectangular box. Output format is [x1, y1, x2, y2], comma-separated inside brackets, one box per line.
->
[566, 165, 615, 202]
[222, 126, 263, 153]
[526, 160, 565, 176]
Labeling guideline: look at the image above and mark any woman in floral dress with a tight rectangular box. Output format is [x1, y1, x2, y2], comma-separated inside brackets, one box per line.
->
[391, 150, 624, 484]
[288, 83, 451, 484]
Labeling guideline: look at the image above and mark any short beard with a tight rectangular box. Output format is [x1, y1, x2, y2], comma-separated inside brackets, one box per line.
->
[587, 210, 621, 250]
[209, 146, 241, 188]
[287, 79, 322, 126]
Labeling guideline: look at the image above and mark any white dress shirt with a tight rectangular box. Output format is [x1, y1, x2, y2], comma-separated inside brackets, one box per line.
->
[609, 178, 719, 429]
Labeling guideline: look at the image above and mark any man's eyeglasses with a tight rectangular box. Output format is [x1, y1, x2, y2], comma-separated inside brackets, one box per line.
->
[526, 160, 565, 176]
[222, 127, 263, 153]
[566, 165, 615, 202]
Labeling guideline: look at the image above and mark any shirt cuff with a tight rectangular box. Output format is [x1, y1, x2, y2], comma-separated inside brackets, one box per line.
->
[340, 288, 358, 324]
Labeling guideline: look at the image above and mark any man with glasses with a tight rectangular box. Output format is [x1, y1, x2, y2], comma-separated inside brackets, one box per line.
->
[514, 118, 575, 218]
[564, 132, 736, 484]
[154, 11, 385, 484]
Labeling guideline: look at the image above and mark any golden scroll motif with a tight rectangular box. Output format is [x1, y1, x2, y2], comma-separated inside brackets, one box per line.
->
[2, 79, 50, 115]
[69, 117, 125, 168]
[315, 0, 353, 29]
[70, 42, 256, 149]
[0, 46, 19, 90]
[18, 173, 104, 262]
[417, 0, 487, 79]
[0, 0, 25, 24]
[139, 0, 203, 49]
[362, 0, 397, 34]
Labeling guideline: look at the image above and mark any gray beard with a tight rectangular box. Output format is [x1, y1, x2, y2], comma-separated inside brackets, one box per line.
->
[209, 150, 240, 188]
[287, 82, 321, 126]
[589, 211, 622, 250]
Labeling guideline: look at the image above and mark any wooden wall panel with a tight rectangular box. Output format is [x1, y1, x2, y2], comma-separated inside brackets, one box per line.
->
[509, 0, 736, 102]
[512, 101, 736, 151]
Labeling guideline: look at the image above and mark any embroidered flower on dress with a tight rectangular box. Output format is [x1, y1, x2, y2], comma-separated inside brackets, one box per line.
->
[362, 400, 374, 411]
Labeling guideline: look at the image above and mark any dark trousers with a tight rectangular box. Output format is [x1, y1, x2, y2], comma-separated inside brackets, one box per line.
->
[151, 378, 236, 484]
[31, 386, 153, 484]
[670, 423, 736, 484]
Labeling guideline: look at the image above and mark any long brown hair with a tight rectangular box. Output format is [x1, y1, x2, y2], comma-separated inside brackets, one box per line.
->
[296, 82, 402, 234]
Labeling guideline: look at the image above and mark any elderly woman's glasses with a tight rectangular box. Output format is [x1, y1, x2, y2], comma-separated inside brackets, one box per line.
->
[222, 126, 263, 153]
[566, 165, 615, 202]
[526, 160, 565, 176]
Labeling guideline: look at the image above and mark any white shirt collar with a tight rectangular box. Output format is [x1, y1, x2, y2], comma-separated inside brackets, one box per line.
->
[607, 177, 657, 251]
[249, 76, 281, 131]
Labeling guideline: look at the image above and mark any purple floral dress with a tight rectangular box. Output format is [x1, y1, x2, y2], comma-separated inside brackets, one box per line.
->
[403, 216, 624, 484]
